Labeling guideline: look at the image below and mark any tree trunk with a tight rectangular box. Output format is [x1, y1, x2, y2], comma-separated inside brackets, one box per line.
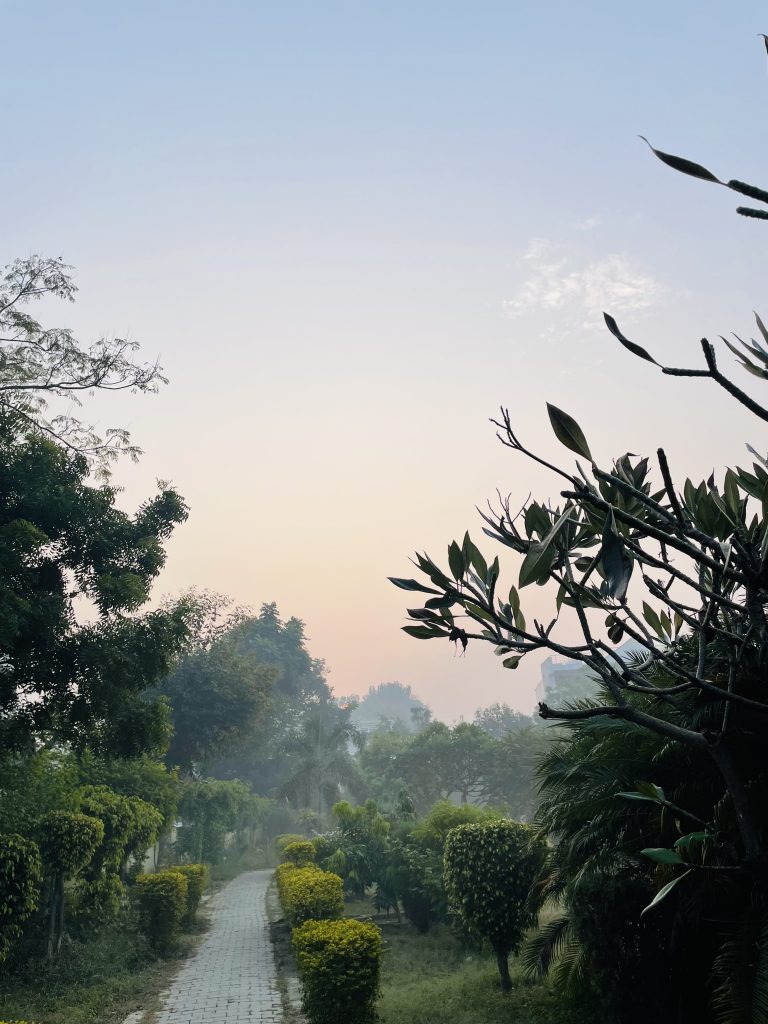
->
[495, 946, 512, 992]
[46, 874, 64, 960]
[709, 742, 762, 863]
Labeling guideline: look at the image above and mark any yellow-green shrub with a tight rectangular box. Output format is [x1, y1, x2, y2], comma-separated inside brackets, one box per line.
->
[282, 840, 315, 866]
[0, 834, 42, 964]
[277, 865, 343, 927]
[174, 863, 209, 926]
[274, 833, 304, 857]
[134, 870, 188, 953]
[293, 918, 381, 1024]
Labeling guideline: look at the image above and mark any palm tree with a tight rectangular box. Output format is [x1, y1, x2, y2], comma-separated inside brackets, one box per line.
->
[278, 700, 363, 817]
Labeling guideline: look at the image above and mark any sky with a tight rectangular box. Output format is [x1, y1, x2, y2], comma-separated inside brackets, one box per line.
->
[4, 2, 768, 720]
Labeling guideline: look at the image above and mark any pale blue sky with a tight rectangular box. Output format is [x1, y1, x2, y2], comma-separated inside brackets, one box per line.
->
[4, 3, 768, 717]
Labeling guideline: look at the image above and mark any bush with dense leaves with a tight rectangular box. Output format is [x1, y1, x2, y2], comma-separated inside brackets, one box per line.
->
[443, 819, 546, 990]
[134, 870, 188, 952]
[293, 918, 381, 1024]
[174, 863, 209, 926]
[0, 834, 42, 963]
[37, 810, 106, 955]
[37, 811, 104, 878]
[281, 840, 315, 867]
[275, 833, 305, 857]
[276, 864, 343, 927]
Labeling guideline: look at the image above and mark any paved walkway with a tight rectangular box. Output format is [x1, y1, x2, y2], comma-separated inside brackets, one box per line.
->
[155, 870, 282, 1024]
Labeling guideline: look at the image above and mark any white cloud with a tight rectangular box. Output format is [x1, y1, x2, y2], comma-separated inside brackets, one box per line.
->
[504, 239, 665, 329]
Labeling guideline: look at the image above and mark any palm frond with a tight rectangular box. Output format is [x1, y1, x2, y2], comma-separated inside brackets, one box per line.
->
[520, 914, 573, 980]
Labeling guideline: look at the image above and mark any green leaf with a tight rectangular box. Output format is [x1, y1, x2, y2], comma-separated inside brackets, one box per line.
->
[642, 602, 664, 639]
[641, 870, 692, 916]
[402, 624, 445, 639]
[546, 404, 593, 461]
[462, 532, 488, 579]
[603, 313, 657, 364]
[673, 832, 712, 851]
[639, 136, 722, 184]
[519, 541, 555, 589]
[641, 847, 685, 866]
[389, 577, 441, 595]
[502, 655, 522, 670]
[600, 510, 633, 602]
[617, 781, 666, 805]
[448, 541, 465, 581]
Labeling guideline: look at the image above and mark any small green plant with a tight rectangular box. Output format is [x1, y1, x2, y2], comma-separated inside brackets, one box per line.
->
[174, 863, 209, 926]
[443, 820, 546, 991]
[293, 917, 381, 1024]
[276, 865, 343, 927]
[134, 870, 188, 953]
[281, 840, 315, 867]
[0, 834, 43, 964]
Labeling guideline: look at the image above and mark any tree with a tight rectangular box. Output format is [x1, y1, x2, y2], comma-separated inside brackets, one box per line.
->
[392, 37, 768, 1018]
[0, 429, 190, 754]
[0, 255, 165, 469]
[279, 700, 363, 816]
[207, 603, 332, 794]
[155, 593, 276, 774]
[347, 682, 431, 733]
[444, 820, 546, 990]
[473, 703, 532, 739]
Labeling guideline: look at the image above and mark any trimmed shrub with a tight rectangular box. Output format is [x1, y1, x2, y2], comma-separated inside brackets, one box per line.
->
[174, 863, 209, 926]
[37, 812, 104, 878]
[275, 833, 305, 857]
[282, 840, 315, 867]
[37, 810, 106, 956]
[293, 918, 381, 1024]
[277, 865, 343, 927]
[135, 870, 188, 953]
[443, 819, 547, 991]
[0, 834, 42, 964]
[70, 874, 126, 933]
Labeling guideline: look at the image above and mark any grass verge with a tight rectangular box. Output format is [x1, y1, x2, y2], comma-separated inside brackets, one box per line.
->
[0, 919, 205, 1024]
[375, 917, 601, 1024]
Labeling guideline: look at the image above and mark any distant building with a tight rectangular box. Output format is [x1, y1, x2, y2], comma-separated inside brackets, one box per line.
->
[536, 642, 642, 707]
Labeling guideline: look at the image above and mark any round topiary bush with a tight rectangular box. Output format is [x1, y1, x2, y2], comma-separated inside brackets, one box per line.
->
[282, 840, 315, 867]
[174, 863, 209, 927]
[293, 917, 381, 1024]
[0, 834, 42, 964]
[443, 819, 547, 990]
[135, 870, 188, 953]
[276, 865, 344, 927]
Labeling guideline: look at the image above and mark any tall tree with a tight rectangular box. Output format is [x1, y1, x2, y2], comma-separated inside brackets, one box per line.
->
[0, 430, 189, 754]
[155, 593, 276, 774]
[279, 699, 363, 816]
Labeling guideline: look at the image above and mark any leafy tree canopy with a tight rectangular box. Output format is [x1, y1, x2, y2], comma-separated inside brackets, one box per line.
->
[0, 429, 189, 754]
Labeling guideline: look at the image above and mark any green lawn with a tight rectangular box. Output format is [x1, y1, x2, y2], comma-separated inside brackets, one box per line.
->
[369, 916, 600, 1024]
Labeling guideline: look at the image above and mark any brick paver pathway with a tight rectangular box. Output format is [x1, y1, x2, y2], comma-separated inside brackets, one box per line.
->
[155, 869, 282, 1024]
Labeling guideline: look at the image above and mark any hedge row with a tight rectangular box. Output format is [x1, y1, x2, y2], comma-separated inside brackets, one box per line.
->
[275, 859, 380, 1024]
[133, 862, 208, 953]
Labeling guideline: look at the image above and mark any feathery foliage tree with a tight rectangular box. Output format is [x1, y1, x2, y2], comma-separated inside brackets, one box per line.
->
[0, 255, 165, 468]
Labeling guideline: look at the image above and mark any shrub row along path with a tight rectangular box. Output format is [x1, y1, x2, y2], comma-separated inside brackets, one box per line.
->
[155, 869, 283, 1024]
